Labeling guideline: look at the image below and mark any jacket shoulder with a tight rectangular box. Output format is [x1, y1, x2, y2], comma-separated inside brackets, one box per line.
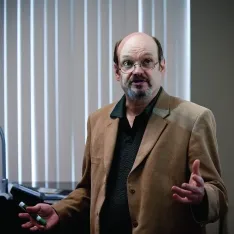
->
[171, 95, 210, 114]
[168, 95, 215, 130]
[88, 102, 116, 125]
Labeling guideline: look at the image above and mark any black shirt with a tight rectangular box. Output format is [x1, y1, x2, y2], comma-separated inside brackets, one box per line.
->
[100, 87, 162, 234]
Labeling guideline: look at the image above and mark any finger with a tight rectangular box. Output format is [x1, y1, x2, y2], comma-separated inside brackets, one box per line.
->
[22, 221, 45, 231]
[192, 159, 201, 176]
[31, 224, 45, 232]
[172, 194, 192, 204]
[30, 226, 39, 232]
[171, 186, 193, 197]
[19, 212, 31, 219]
[172, 193, 199, 204]
[26, 204, 41, 213]
[182, 183, 201, 194]
[192, 174, 204, 187]
[21, 221, 35, 229]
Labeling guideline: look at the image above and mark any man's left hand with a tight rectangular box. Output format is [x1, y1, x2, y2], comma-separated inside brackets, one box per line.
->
[171, 159, 205, 205]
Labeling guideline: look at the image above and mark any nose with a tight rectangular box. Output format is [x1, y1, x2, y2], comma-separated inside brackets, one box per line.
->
[132, 64, 144, 75]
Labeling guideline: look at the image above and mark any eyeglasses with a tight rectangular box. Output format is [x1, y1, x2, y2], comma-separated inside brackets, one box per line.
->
[119, 59, 159, 74]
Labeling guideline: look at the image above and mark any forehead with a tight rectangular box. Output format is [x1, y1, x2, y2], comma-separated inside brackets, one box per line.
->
[118, 34, 158, 58]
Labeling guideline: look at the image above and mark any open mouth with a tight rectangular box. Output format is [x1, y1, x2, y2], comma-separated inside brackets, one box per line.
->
[132, 79, 147, 84]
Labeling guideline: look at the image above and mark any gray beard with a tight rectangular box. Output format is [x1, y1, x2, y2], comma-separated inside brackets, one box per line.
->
[126, 87, 153, 101]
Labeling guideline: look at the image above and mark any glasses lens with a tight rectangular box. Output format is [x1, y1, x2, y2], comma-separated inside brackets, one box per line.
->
[120, 62, 157, 73]
[142, 61, 155, 69]
[121, 67, 133, 73]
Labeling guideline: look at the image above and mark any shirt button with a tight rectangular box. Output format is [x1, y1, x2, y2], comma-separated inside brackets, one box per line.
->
[130, 189, 135, 194]
[132, 220, 138, 228]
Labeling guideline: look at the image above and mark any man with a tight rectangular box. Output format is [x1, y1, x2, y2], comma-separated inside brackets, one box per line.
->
[19, 32, 228, 234]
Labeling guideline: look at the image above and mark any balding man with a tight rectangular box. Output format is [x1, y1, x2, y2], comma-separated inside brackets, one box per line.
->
[19, 32, 228, 234]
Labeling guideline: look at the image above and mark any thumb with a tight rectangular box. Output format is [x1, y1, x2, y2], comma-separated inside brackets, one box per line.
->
[26, 204, 42, 213]
[192, 159, 201, 176]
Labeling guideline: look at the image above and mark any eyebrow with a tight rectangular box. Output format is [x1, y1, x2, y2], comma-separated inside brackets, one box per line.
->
[121, 53, 155, 60]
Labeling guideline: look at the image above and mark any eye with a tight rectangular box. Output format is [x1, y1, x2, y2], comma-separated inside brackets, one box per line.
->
[141, 58, 154, 68]
[142, 58, 152, 65]
[122, 60, 133, 68]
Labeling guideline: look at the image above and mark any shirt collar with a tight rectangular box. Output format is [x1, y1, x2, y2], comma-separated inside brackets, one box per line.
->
[110, 86, 162, 119]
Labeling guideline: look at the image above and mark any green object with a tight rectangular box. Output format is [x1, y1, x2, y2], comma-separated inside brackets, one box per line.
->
[19, 201, 47, 226]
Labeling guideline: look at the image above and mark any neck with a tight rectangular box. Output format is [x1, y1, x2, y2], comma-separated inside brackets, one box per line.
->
[125, 95, 154, 117]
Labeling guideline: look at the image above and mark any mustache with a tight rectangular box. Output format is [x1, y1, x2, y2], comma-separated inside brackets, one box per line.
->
[129, 75, 149, 84]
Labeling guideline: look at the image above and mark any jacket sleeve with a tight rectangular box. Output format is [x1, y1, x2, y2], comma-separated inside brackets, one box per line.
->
[188, 109, 228, 224]
[51, 116, 92, 231]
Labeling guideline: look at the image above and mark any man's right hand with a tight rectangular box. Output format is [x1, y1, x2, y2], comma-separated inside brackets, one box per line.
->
[18, 203, 59, 232]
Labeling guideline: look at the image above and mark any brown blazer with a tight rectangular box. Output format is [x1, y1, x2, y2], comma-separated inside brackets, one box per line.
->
[53, 89, 228, 234]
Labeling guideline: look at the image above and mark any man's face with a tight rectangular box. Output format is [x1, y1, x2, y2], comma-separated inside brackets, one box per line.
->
[115, 34, 165, 101]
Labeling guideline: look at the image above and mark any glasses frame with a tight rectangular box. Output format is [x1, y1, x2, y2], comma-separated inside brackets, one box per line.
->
[119, 61, 159, 74]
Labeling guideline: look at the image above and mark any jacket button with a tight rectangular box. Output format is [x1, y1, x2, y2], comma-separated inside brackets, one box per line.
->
[130, 189, 135, 194]
[132, 221, 138, 227]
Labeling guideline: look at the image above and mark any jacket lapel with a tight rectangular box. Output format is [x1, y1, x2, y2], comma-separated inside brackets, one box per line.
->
[131, 89, 171, 172]
[103, 118, 119, 175]
[103, 89, 171, 175]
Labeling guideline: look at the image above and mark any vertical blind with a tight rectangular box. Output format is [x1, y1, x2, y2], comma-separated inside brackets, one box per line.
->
[0, 0, 190, 186]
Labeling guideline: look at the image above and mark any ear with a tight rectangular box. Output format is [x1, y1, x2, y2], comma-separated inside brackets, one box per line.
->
[114, 64, 121, 81]
[159, 59, 166, 73]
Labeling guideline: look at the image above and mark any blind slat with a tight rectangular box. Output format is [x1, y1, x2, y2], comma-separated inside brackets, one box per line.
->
[1, 0, 190, 183]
